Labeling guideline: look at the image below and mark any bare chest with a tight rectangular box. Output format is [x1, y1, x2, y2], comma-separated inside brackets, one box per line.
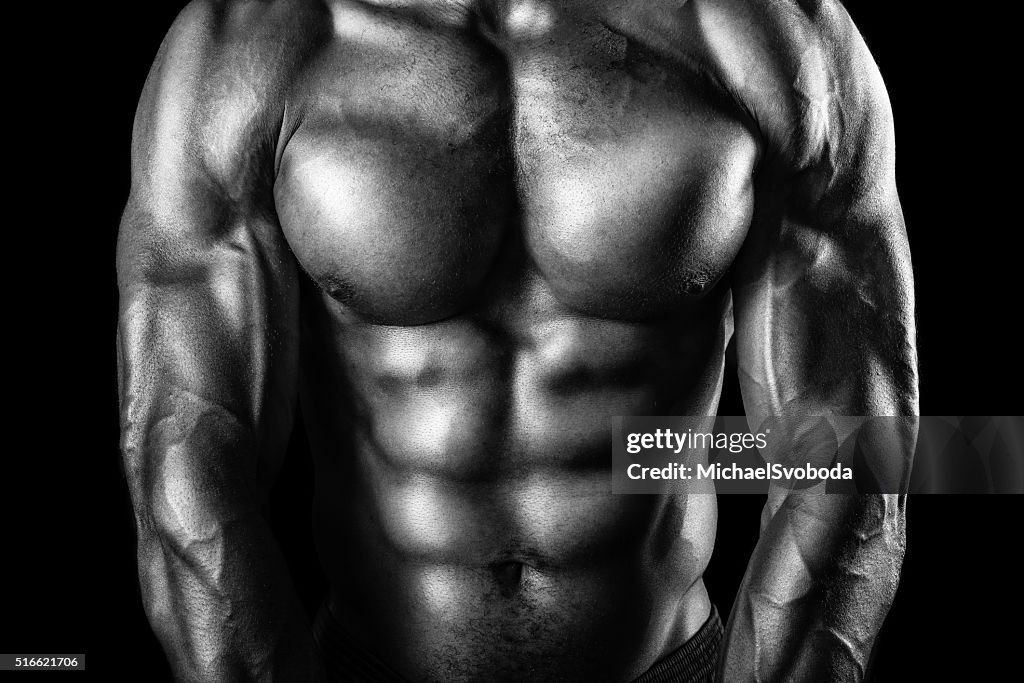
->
[274, 0, 760, 324]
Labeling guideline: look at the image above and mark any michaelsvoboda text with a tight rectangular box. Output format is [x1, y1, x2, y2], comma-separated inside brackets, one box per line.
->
[626, 461, 854, 481]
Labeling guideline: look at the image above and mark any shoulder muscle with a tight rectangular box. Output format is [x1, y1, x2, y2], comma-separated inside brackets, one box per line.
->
[130, 0, 327, 203]
[697, 0, 894, 192]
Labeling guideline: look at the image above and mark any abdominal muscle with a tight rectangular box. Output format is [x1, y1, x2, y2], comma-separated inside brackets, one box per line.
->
[298, 278, 728, 682]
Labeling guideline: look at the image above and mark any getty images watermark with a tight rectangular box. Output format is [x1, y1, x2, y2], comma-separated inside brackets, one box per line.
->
[612, 416, 1024, 494]
[625, 427, 853, 483]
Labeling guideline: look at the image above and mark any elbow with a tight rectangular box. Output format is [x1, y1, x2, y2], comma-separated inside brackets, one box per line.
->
[121, 433, 234, 570]
[120, 394, 259, 546]
[850, 493, 907, 602]
[852, 493, 906, 550]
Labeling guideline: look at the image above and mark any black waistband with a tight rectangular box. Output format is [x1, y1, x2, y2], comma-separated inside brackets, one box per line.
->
[633, 605, 723, 683]
[313, 603, 723, 683]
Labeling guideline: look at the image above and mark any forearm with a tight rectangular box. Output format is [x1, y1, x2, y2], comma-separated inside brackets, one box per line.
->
[135, 500, 318, 682]
[718, 493, 905, 682]
[124, 398, 320, 683]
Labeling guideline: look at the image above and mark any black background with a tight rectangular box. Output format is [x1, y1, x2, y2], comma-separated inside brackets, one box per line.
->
[6, 2, 1021, 679]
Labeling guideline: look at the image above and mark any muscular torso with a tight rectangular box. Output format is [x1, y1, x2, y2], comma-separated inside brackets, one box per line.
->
[273, 1, 760, 679]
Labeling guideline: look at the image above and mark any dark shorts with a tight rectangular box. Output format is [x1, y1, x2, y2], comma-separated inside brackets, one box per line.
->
[313, 604, 723, 682]
[632, 606, 723, 683]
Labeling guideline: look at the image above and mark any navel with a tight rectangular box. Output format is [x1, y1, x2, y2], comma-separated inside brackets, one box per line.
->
[490, 559, 525, 593]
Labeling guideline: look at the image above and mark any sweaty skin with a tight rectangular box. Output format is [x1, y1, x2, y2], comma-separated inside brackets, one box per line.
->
[116, 1, 918, 681]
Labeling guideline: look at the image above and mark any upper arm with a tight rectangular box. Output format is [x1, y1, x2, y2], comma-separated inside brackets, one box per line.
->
[117, 0, 301, 503]
[732, 1, 918, 425]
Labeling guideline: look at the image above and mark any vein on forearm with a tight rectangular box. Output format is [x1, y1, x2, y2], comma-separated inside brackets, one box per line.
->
[739, 493, 904, 680]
